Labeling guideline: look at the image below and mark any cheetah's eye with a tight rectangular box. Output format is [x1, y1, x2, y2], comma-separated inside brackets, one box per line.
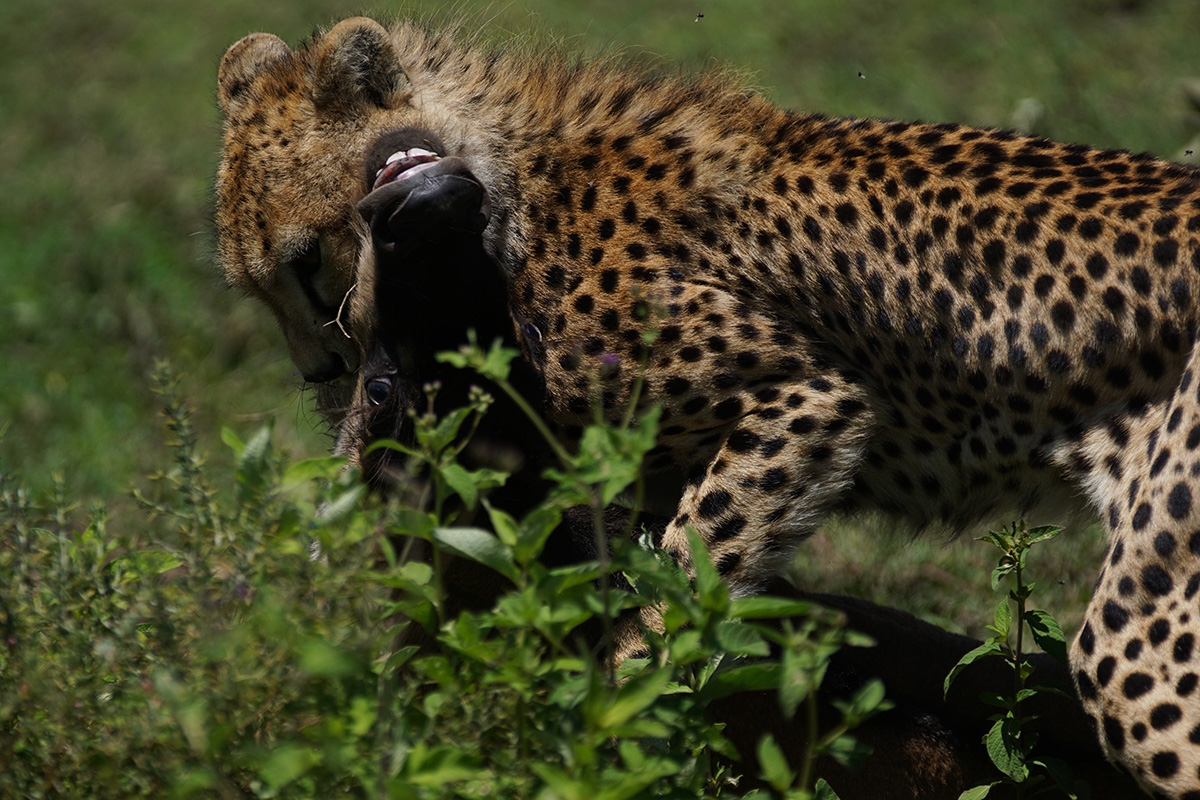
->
[290, 238, 322, 277]
[366, 376, 392, 406]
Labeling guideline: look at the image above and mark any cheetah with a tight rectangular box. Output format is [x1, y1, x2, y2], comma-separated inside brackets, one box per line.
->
[216, 17, 1200, 797]
[340, 134, 1144, 800]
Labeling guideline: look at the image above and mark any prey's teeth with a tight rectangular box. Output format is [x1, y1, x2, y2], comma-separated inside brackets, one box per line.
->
[383, 147, 441, 171]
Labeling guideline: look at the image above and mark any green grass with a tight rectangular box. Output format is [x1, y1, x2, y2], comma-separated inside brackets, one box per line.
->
[789, 516, 1107, 640]
[1, 0, 1197, 632]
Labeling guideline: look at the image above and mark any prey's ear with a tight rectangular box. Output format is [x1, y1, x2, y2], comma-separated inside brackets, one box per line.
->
[218, 33, 291, 116]
[314, 17, 410, 114]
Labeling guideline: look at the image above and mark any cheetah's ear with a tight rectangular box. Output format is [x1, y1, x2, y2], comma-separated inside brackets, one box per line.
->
[313, 17, 410, 114]
[218, 33, 291, 117]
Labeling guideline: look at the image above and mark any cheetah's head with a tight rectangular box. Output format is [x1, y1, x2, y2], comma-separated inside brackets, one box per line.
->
[215, 17, 489, 395]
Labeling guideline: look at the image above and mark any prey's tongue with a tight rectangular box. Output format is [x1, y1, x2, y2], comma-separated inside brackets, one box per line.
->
[372, 147, 442, 190]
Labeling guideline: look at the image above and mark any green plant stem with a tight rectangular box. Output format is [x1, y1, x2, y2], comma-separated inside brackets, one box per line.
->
[1011, 527, 1027, 800]
[430, 478, 448, 623]
[515, 624, 530, 763]
[798, 682, 820, 792]
[618, 340, 651, 432]
[374, 658, 398, 799]
[590, 495, 616, 676]
[1013, 535, 1025, 721]
[491, 369, 628, 671]
[432, 547, 447, 626]
[491, 376, 575, 470]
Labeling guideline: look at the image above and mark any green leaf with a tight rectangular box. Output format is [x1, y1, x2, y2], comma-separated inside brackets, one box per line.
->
[435, 347, 470, 370]
[575, 428, 638, 505]
[566, 406, 661, 508]
[315, 484, 366, 527]
[1014, 688, 1040, 703]
[1027, 683, 1076, 701]
[779, 645, 815, 720]
[821, 733, 872, 769]
[699, 662, 780, 702]
[282, 455, 346, 487]
[240, 424, 272, 472]
[729, 595, 816, 620]
[220, 426, 245, 458]
[833, 678, 891, 725]
[122, 548, 183, 576]
[258, 743, 321, 790]
[346, 695, 376, 737]
[418, 406, 474, 455]
[530, 764, 581, 800]
[991, 599, 1012, 638]
[1024, 524, 1063, 545]
[944, 639, 1005, 696]
[978, 691, 1010, 710]
[1024, 608, 1068, 663]
[985, 717, 1028, 782]
[364, 437, 416, 458]
[592, 760, 680, 800]
[513, 502, 562, 565]
[814, 778, 844, 800]
[483, 501, 521, 548]
[168, 767, 217, 798]
[298, 638, 358, 677]
[225, 423, 274, 502]
[480, 338, 519, 381]
[437, 336, 517, 382]
[1034, 756, 1082, 798]
[756, 734, 794, 791]
[430, 527, 517, 582]
[668, 629, 707, 665]
[617, 738, 647, 771]
[153, 671, 207, 756]
[686, 527, 726, 609]
[714, 621, 770, 657]
[439, 462, 478, 509]
[957, 784, 998, 800]
[399, 560, 434, 586]
[594, 667, 673, 728]
[389, 509, 438, 541]
[402, 745, 482, 785]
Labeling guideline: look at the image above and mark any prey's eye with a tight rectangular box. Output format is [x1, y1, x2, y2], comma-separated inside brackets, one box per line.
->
[366, 376, 392, 406]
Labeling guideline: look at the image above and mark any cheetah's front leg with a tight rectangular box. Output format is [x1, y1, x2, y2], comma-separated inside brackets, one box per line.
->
[660, 370, 876, 599]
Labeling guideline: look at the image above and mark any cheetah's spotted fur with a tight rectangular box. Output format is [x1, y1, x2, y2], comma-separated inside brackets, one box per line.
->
[216, 18, 1200, 796]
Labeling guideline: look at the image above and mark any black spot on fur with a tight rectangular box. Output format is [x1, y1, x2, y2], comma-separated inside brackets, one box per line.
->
[1103, 600, 1130, 631]
[1122, 672, 1154, 699]
[1151, 751, 1179, 778]
[697, 490, 732, 519]
[1168, 482, 1193, 520]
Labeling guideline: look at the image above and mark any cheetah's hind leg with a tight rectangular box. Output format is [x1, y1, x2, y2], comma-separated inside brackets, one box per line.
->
[1073, 338, 1200, 799]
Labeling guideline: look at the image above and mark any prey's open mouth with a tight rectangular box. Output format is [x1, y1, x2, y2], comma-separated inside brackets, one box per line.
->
[372, 147, 443, 190]
[358, 128, 492, 247]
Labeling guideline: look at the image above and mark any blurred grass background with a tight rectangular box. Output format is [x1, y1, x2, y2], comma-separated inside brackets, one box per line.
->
[1, 0, 1198, 636]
